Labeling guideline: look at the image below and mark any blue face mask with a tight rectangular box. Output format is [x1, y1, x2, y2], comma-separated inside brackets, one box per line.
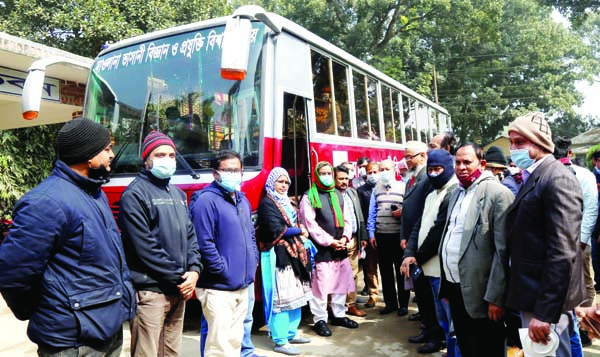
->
[320, 175, 334, 187]
[510, 148, 534, 170]
[150, 158, 176, 179]
[218, 171, 242, 192]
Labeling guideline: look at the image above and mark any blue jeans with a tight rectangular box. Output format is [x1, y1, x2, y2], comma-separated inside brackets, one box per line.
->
[429, 277, 461, 357]
[571, 316, 583, 357]
[200, 283, 255, 357]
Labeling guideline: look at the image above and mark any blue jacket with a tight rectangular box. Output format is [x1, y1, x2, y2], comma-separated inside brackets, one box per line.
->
[119, 169, 202, 295]
[0, 160, 135, 348]
[189, 181, 258, 291]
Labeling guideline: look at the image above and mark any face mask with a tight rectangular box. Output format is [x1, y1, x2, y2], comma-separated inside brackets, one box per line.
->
[428, 172, 441, 178]
[508, 167, 520, 176]
[320, 175, 334, 187]
[457, 168, 482, 189]
[367, 173, 379, 185]
[380, 170, 394, 185]
[358, 167, 366, 177]
[348, 170, 355, 180]
[88, 164, 110, 183]
[510, 149, 534, 170]
[218, 171, 242, 192]
[150, 157, 176, 179]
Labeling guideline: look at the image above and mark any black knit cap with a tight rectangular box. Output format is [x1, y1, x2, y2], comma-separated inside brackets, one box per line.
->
[485, 146, 508, 168]
[57, 118, 111, 165]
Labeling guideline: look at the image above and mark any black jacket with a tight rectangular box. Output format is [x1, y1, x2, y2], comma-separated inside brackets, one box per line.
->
[401, 168, 434, 242]
[119, 169, 202, 295]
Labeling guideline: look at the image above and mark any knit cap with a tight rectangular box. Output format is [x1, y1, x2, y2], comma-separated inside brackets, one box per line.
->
[427, 149, 455, 189]
[57, 118, 111, 165]
[485, 146, 508, 169]
[508, 112, 554, 153]
[142, 131, 176, 161]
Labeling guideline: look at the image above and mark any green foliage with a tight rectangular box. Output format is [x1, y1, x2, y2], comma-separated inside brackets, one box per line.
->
[586, 143, 600, 170]
[0, 125, 60, 212]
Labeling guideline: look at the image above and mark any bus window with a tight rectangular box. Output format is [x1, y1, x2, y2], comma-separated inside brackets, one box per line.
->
[281, 92, 310, 202]
[402, 94, 415, 142]
[382, 84, 394, 143]
[331, 60, 351, 137]
[392, 90, 403, 144]
[353, 71, 369, 139]
[311, 50, 342, 136]
[367, 77, 380, 141]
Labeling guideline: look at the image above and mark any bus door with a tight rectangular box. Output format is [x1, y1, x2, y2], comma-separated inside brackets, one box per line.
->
[281, 93, 311, 204]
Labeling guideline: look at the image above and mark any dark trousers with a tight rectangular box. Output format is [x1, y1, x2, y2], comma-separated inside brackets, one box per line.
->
[375, 232, 409, 309]
[445, 281, 505, 357]
[414, 273, 445, 341]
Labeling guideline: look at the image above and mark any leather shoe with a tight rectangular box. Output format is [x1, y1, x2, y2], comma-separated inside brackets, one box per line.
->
[330, 316, 359, 329]
[347, 305, 367, 317]
[409, 333, 429, 344]
[417, 341, 442, 354]
[379, 306, 397, 315]
[365, 297, 377, 308]
[397, 307, 408, 316]
[313, 320, 332, 337]
[408, 312, 421, 321]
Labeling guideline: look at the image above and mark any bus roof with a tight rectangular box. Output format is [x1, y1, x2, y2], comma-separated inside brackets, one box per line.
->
[98, 10, 449, 117]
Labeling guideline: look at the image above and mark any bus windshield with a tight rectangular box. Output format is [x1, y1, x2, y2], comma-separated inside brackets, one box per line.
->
[84, 23, 265, 175]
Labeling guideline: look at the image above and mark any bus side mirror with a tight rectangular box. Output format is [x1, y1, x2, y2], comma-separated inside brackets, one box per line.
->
[220, 17, 252, 81]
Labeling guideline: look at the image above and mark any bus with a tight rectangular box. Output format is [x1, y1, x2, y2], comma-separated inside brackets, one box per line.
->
[22, 5, 451, 218]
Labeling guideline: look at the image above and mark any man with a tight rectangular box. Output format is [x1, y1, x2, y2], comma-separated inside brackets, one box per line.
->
[401, 141, 445, 354]
[353, 157, 370, 188]
[0, 118, 135, 356]
[366, 159, 408, 317]
[336, 164, 368, 317]
[429, 132, 458, 155]
[484, 146, 508, 181]
[300, 161, 358, 337]
[439, 143, 513, 357]
[506, 112, 584, 357]
[401, 149, 460, 356]
[119, 131, 202, 356]
[190, 151, 258, 356]
[357, 161, 380, 308]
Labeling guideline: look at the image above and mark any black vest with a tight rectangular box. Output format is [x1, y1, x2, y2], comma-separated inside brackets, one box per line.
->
[312, 190, 348, 262]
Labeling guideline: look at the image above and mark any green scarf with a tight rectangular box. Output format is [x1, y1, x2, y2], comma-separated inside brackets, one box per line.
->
[308, 161, 345, 228]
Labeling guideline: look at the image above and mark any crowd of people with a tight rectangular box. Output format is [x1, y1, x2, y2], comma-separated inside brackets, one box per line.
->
[1, 112, 600, 357]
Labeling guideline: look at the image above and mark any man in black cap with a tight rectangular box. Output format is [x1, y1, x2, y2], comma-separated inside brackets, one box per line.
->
[484, 146, 508, 181]
[0, 118, 136, 356]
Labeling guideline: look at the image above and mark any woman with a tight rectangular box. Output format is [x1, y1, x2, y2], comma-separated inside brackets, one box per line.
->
[258, 167, 313, 356]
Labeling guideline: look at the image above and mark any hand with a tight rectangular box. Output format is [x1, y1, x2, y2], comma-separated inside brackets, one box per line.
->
[576, 305, 600, 339]
[301, 227, 309, 238]
[488, 302, 504, 322]
[400, 239, 407, 249]
[361, 240, 368, 249]
[330, 239, 346, 250]
[529, 317, 551, 344]
[401, 257, 417, 277]
[392, 207, 402, 219]
[178, 271, 199, 301]
[369, 237, 377, 250]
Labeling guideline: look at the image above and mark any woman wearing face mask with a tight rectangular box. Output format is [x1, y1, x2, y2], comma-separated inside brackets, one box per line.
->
[258, 167, 314, 355]
[299, 161, 358, 337]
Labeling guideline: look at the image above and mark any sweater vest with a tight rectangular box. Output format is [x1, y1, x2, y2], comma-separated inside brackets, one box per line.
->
[313, 190, 348, 262]
[374, 182, 404, 234]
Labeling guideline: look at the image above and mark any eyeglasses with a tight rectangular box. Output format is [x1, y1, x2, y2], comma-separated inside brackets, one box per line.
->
[405, 152, 423, 161]
[275, 179, 290, 185]
[217, 168, 242, 174]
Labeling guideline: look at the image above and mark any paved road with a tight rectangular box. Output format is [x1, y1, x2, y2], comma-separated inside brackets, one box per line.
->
[3, 294, 600, 357]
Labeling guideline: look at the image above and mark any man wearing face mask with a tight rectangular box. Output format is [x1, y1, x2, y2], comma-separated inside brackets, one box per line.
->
[119, 131, 202, 356]
[357, 162, 381, 308]
[366, 159, 408, 317]
[189, 151, 258, 356]
[0, 118, 135, 356]
[352, 157, 371, 188]
[439, 143, 513, 357]
[506, 112, 584, 356]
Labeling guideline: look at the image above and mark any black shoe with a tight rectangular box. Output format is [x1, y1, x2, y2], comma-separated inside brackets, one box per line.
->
[581, 328, 592, 347]
[330, 316, 359, 329]
[313, 320, 332, 337]
[417, 341, 442, 354]
[409, 333, 429, 344]
[361, 287, 368, 296]
[408, 312, 421, 321]
[397, 307, 409, 316]
[379, 306, 398, 315]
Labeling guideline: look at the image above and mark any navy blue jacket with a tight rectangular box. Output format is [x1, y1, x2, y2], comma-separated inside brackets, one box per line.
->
[119, 169, 202, 295]
[0, 160, 135, 348]
[189, 182, 258, 291]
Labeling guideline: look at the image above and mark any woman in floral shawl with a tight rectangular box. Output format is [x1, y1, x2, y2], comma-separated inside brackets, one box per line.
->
[258, 167, 313, 355]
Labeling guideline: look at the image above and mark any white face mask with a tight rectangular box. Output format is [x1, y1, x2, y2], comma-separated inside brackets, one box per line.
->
[380, 170, 394, 185]
[358, 167, 366, 177]
[150, 157, 176, 179]
[348, 170, 355, 180]
[367, 173, 379, 185]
